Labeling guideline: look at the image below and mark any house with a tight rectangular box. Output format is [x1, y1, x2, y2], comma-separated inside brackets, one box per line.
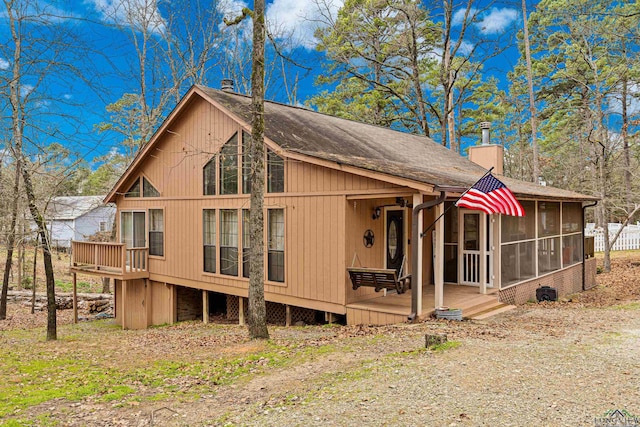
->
[46, 196, 115, 249]
[70, 84, 598, 329]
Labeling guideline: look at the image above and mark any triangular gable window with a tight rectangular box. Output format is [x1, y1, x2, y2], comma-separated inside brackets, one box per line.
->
[143, 177, 160, 197]
[219, 133, 238, 195]
[125, 177, 159, 198]
[125, 180, 140, 198]
[203, 158, 216, 195]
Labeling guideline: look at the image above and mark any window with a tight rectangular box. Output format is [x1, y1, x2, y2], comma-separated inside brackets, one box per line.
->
[148, 209, 164, 256]
[242, 132, 252, 194]
[500, 201, 585, 288]
[562, 203, 582, 234]
[120, 211, 146, 248]
[125, 180, 140, 198]
[143, 177, 159, 197]
[267, 149, 284, 193]
[203, 158, 215, 195]
[562, 203, 583, 267]
[537, 202, 561, 274]
[242, 209, 250, 278]
[99, 221, 107, 232]
[500, 201, 536, 287]
[219, 133, 238, 195]
[220, 209, 238, 276]
[268, 209, 285, 282]
[125, 177, 160, 197]
[203, 210, 216, 273]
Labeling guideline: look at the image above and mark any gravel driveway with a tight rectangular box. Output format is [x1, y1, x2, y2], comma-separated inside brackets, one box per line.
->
[197, 306, 639, 427]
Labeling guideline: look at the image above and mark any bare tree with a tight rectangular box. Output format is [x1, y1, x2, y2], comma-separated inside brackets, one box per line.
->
[225, 1, 270, 339]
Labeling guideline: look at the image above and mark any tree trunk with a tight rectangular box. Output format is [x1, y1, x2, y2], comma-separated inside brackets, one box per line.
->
[247, 0, 269, 340]
[447, 70, 456, 152]
[102, 277, 111, 294]
[22, 169, 57, 340]
[0, 161, 20, 320]
[17, 239, 23, 290]
[621, 73, 632, 213]
[522, 0, 539, 183]
[32, 239, 37, 314]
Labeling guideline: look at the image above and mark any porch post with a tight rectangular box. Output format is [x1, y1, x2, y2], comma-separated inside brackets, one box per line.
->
[434, 203, 445, 309]
[479, 214, 487, 295]
[202, 290, 209, 324]
[492, 216, 501, 290]
[410, 192, 445, 321]
[72, 272, 78, 324]
[412, 193, 424, 316]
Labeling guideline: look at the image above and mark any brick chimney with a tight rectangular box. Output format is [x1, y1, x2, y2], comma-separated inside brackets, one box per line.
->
[468, 122, 504, 175]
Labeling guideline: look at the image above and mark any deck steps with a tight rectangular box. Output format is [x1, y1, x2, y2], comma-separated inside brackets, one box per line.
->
[466, 302, 516, 320]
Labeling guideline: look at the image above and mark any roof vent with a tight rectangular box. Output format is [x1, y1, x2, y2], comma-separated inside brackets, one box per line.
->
[221, 79, 234, 93]
[480, 121, 491, 145]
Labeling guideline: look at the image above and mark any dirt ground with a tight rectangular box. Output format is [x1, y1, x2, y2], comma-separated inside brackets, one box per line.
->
[2, 252, 640, 426]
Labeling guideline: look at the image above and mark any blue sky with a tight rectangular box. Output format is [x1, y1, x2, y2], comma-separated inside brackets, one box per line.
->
[0, 0, 525, 166]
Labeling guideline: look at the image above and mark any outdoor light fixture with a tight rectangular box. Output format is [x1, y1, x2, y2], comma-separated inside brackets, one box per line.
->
[372, 206, 382, 220]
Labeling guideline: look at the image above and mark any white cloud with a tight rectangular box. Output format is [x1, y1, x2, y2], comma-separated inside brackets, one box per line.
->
[476, 8, 518, 35]
[0, 57, 9, 70]
[457, 40, 474, 56]
[87, 0, 166, 34]
[452, 8, 477, 27]
[63, 94, 73, 100]
[266, 0, 344, 50]
[20, 84, 34, 98]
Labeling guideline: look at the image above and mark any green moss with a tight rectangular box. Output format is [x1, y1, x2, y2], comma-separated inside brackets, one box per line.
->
[54, 280, 96, 293]
[612, 302, 640, 310]
[430, 340, 462, 352]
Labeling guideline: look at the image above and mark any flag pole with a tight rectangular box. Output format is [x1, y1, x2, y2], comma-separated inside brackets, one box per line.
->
[419, 167, 494, 238]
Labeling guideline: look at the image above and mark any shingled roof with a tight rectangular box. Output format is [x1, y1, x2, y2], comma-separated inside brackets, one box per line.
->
[197, 86, 595, 201]
[46, 196, 109, 220]
[108, 85, 596, 203]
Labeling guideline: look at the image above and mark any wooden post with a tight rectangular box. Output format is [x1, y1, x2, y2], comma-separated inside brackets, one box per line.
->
[122, 281, 127, 329]
[72, 272, 78, 324]
[434, 203, 445, 309]
[479, 213, 487, 295]
[238, 296, 245, 326]
[202, 290, 209, 324]
[285, 305, 291, 327]
[413, 193, 423, 316]
[493, 217, 501, 290]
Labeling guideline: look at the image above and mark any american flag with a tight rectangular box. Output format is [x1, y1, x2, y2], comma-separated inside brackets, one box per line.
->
[456, 173, 525, 216]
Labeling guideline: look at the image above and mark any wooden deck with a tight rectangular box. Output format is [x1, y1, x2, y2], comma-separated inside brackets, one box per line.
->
[346, 284, 509, 325]
[70, 241, 149, 280]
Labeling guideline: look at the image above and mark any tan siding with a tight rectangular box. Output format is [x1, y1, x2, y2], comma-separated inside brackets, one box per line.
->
[112, 96, 413, 316]
[345, 198, 388, 303]
[123, 279, 147, 329]
[149, 281, 174, 326]
[114, 280, 122, 326]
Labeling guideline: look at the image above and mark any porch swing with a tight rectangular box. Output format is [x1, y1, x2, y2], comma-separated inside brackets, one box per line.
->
[347, 254, 411, 294]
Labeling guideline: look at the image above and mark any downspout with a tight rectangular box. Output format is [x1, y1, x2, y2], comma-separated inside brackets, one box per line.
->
[409, 191, 446, 321]
[582, 201, 598, 291]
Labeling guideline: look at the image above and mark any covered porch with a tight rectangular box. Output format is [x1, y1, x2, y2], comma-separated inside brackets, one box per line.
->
[345, 284, 512, 325]
[346, 191, 501, 324]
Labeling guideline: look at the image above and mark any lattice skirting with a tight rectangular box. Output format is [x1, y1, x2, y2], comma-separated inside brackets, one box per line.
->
[499, 259, 597, 305]
[226, 296, 317, 325]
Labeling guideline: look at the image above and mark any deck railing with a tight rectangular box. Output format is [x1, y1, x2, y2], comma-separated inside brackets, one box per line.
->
[71, 241, 148, 276]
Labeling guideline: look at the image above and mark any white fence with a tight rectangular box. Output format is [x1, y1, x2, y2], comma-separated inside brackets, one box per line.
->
[585, 223, 640, 252]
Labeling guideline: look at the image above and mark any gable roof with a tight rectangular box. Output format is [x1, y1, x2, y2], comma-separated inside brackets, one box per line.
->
[46, 196, 111, 220]
[107, 85, 597, 202]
